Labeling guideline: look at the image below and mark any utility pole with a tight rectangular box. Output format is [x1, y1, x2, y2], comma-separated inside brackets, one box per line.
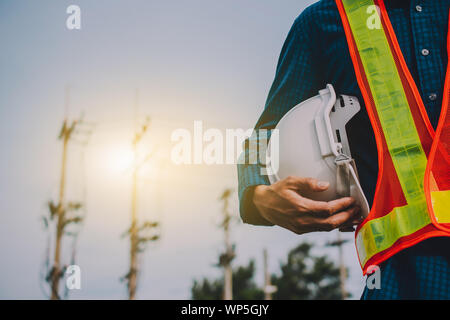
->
[128, 128, 140, 300]
[42, 87, 93, 300]
[124, 92, 160, 300]
[218, 189, 235, 300]
[263, 249, 277, 300]
[327, 232, 349, 300]
[47, 119, 83, 300]
[127, 119, 148, 300]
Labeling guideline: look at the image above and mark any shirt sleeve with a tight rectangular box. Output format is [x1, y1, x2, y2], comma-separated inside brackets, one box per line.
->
[237, 9, 324, 225]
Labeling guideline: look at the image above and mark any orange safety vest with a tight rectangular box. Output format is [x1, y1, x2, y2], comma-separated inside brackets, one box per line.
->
[335, 0, 450, 274]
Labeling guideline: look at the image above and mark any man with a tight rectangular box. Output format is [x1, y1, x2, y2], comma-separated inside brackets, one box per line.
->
[238, 0, 450, 299]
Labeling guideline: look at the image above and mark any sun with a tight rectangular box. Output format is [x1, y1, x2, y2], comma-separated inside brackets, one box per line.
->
[108, 146, 135, 173]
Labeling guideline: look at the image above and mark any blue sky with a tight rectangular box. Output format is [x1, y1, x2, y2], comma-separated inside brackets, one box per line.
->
[0, 0, 366, 299]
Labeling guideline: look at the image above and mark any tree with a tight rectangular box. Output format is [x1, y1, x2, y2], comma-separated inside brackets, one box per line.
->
[192, 260, 264, 300]
[271, 242, 344, 300]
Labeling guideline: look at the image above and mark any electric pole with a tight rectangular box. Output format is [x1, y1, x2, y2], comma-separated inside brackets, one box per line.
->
[127, 125, 141, 300]
[218, 189, 235, 300]
[326, 233, 349, 300]
[123, 92, 160, 299]
[47, 119, 84, 299]
[263, 249, 277, 300]
[41, 86, 93, 299]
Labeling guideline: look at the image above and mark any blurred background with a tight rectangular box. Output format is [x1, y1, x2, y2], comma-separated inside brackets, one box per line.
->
[0, 0, 366, 299]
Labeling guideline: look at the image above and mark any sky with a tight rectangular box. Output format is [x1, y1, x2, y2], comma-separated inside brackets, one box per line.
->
[0, 0, 366, 299]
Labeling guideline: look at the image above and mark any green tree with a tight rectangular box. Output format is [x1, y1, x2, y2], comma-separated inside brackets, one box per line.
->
[191, 278, 222, 300]
[272, 243, 344, 300]
[191, 260, 264, 300]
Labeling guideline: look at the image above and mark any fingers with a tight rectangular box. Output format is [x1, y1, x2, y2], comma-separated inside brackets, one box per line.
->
[285, 176, 330, 193]
[297, 196, 356, 217]
[265, 176, 363, 235]
[339, 211, 365, 232]
[284, 176, 356, 215]
[327, 197, 357, 214]
[287, 206, 360, 235]
[319, 206, 361, 232]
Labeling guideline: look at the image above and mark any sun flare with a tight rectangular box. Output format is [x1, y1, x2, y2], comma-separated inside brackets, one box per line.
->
[108, 146, 135, 173]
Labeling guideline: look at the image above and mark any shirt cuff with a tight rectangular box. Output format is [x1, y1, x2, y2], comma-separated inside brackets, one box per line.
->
[237, 163, 274, 226]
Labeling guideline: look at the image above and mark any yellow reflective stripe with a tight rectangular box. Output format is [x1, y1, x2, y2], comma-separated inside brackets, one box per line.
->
[356, 201, 430, 267]
[342, 0, 431, 266]
[432, 190, 450, 223]
[342, 0, 428, 202]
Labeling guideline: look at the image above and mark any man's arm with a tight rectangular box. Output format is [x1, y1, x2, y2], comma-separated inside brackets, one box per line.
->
[238, 11, 323, 225]
[238, 8, 361, 231]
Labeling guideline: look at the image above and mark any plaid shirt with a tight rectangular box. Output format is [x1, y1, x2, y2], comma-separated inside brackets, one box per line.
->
[237, 0, 450, 299]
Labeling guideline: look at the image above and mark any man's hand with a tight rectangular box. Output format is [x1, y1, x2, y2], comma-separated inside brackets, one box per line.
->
[252, 176, 362, 235]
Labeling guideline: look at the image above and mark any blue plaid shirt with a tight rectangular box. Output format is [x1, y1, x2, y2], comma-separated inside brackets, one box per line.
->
[238, 0, 450, 299]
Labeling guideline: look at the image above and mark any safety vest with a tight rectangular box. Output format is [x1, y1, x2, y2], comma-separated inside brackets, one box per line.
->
[335, 0, 450, 274]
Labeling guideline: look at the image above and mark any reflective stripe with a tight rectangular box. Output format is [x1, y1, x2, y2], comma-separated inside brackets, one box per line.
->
[357, 190, 450, 266]
[356, 201, 430, 266]
[432, 190, 450, 223]
[342, 0, 428, 203]
[342, 0, 432, 266]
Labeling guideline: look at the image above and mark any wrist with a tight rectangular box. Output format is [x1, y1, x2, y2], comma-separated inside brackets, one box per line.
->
[253, 184, 267, 200]
[239, 185, 274, 226]
[252, 184, 271, 214]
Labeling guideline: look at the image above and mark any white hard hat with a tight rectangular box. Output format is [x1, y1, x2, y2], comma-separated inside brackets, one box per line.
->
[266, 84, 370, 217]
